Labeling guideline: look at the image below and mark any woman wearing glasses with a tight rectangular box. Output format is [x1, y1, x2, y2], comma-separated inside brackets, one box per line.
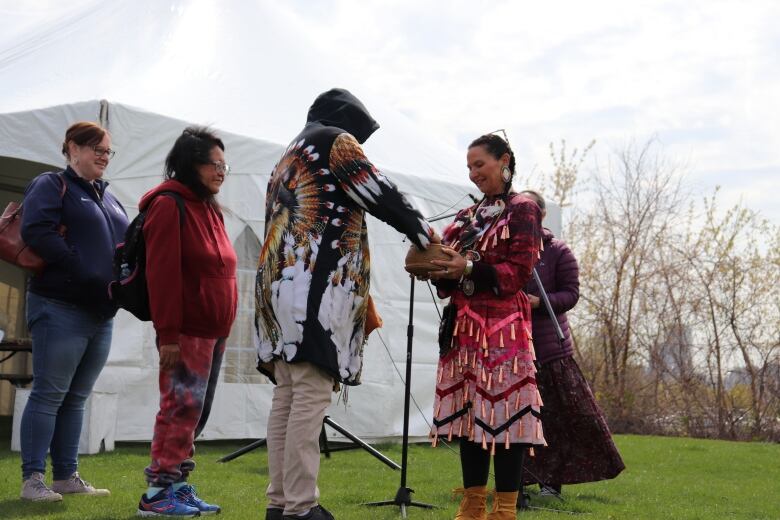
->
[136, 127, 237, 517]
[19, 121, 128, 501]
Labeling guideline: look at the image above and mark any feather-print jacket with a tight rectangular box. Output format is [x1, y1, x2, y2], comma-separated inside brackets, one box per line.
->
[255, 89, 432, 385]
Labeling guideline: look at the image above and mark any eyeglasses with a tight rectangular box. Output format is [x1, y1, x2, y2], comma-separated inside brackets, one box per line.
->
[92, 145, 116, 159]
[212, 161, 231, 175]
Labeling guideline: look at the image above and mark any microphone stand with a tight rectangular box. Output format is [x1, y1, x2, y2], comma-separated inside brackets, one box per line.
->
[364, 206, 473, 516]
[363, 274, 436, 517]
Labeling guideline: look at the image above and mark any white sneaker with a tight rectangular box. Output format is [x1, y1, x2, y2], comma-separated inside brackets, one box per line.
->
[21, 472, 63, 502]
[52, 471, 110, 496]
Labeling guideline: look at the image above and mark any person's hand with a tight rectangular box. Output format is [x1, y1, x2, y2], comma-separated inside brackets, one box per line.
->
[159, 343, 180, 370]
[429, 230, 442, 245]
[527, 294, 541, 309]
[429, 247, 467, 280]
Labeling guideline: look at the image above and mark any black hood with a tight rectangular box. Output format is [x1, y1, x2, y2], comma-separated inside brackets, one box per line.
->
[306, 88, 380, 144]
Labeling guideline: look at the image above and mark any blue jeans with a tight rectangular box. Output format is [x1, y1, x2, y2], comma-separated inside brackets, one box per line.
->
[20, 292, 113, 480]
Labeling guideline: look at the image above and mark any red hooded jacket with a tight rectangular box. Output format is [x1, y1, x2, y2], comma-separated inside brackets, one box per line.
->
[139, 180, 238, 345]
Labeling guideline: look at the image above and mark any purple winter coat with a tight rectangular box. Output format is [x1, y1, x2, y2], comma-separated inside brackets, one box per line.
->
[523, 228, 579, 365]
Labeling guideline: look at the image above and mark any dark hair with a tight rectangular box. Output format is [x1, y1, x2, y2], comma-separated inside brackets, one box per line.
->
[62, 122, 107, 158]
[520, 190, 546, 211]
[468, 133, 516, 192]
[164, 126, 225, 202]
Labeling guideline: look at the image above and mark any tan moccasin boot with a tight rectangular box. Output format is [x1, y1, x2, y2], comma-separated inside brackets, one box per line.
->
[453, 485, 488, 520]
[486, 490, 519, 520]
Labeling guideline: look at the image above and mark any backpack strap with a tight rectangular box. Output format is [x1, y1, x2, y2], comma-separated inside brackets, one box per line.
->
[155, 191, 186, 228]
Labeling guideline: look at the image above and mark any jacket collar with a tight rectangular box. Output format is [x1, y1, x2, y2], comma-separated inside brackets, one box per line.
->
[63, 166, 109, 198]
[542, 227, 555, 245]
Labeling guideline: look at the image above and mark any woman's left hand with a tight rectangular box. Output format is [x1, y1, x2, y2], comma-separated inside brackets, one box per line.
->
[429, 247, 467, 280]
[159, 344, 181, 370]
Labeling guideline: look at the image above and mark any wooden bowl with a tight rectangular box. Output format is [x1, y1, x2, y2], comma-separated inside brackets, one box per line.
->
[404, 243, 452, 276]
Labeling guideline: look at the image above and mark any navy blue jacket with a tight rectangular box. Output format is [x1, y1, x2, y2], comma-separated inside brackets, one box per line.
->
[21, 167, 129, 318]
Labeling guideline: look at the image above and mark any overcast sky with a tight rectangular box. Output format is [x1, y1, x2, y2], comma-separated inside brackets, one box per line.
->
[281, 0, 780, 223]
[2, 0, 778, 223]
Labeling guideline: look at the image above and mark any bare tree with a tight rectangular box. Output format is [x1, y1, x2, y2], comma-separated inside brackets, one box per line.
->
[519, 139, 595, 210]
[569, 140, 686, 430]
[685, 193, 780, 439]
[538, 137, 780, 440]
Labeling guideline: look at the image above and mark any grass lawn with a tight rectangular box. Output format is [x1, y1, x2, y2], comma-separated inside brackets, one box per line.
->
[0, 416, 777, 519]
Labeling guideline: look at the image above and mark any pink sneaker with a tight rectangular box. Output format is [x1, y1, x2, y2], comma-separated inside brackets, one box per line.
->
[21, 472, 63, 502]
[52, 472, 110, 496]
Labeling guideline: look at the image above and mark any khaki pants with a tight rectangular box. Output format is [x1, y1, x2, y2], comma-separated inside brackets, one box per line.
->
[266, 360, 333, 515]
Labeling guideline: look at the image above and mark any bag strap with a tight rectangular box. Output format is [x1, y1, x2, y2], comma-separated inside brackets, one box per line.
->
[154, 191, 186, 228]
[23, 171, 67, 200]
[55, 172, 67, 198]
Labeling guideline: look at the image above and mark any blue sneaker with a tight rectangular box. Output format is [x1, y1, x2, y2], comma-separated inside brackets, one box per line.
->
[137, 487, 201, 517]
[175, 484, 221, 515]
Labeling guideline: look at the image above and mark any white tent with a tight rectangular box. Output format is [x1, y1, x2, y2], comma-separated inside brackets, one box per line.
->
[0, 0, 478, 441]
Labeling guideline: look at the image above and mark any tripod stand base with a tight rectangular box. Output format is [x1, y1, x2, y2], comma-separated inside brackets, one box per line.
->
[322, 416, 400, 470]
[217, 438, 267, 463]
[364, 487, 436, 519]
[218, 416, 400, 470]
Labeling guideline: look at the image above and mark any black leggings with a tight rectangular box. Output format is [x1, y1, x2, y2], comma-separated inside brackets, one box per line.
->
[460, 438, 525, 492]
